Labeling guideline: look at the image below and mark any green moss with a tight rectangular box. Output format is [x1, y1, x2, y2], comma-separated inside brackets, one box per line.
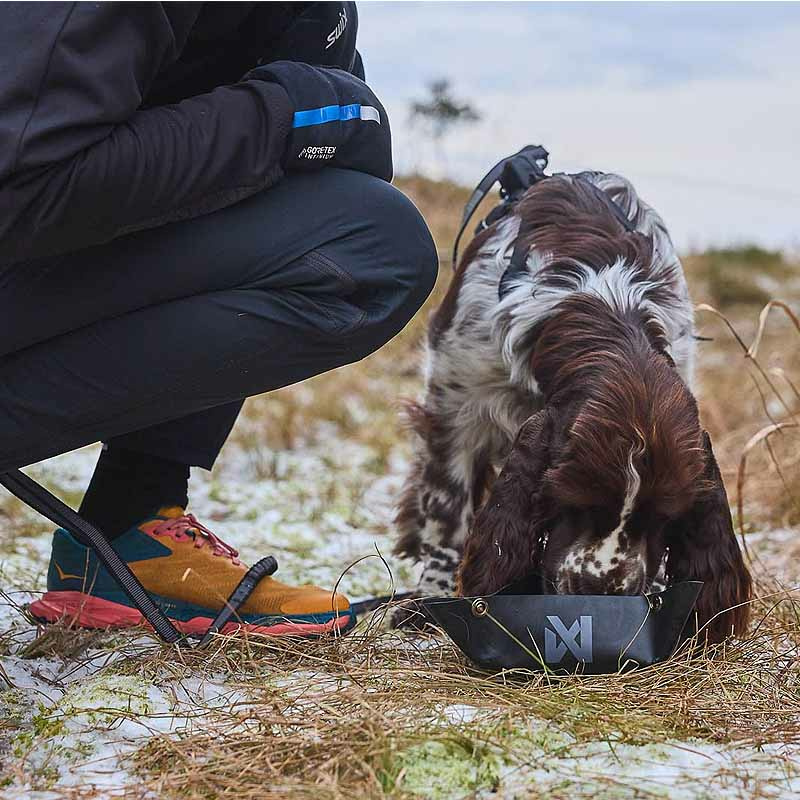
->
[11, 704, 67, 761]
[60, 674, 155, 725]
[394, 738, 503, 799]
[30, 707, 67, 739]
[0, 688, 28, 726]
[5, 672, 156, 793]
[207, 481, 229, 504]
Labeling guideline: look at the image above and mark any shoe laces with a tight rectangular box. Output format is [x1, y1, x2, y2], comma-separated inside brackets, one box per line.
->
[152, 513, 241, 564]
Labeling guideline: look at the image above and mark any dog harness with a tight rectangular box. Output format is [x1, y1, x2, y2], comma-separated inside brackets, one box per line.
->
[451, 144, 637, 299]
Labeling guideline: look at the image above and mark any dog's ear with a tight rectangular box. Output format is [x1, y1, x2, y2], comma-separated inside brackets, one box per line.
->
[457, 409, 554, 596]
[665, 431, 752, 643]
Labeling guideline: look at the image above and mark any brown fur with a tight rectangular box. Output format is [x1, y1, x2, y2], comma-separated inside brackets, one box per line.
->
[665, 432, 753, 641]
[458, 409, 555, 595]
[515, 176, 656, 271]
[533, 295, 705, 517]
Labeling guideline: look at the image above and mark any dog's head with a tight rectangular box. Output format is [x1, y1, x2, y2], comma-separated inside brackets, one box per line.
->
[457, 299, 751, 642]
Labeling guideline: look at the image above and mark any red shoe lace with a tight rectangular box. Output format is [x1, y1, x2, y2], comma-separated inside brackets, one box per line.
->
[152, 513, 241, 565]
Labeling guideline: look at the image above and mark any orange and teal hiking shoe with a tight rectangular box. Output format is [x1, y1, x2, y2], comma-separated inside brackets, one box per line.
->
[29, 509, 354, 637]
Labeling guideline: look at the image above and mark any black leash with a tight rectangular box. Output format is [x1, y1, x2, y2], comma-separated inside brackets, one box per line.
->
[451, 144, 549, 269]
[350, 590, 414, 616]
[0, 468, 276, 646]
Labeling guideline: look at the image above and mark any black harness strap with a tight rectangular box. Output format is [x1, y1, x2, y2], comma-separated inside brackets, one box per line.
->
[498, 173, 638, 299]
[198, 555, 278, 646]
[0, 468, 275, 646]
[451, 149, 639, 299]
[573, 172, 637, 233]
[451, 144, 549, 269]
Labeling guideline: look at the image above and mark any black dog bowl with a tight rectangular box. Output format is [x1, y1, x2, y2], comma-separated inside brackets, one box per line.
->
[421, 580, 703, 674]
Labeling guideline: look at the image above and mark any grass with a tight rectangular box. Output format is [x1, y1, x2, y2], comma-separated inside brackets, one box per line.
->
[129, 570, 800, 798]
[686, 246, 798, 309]
[2, 174, 800, 798]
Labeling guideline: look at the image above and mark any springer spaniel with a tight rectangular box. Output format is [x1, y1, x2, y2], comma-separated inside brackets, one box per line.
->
[395, 170, 752, 642]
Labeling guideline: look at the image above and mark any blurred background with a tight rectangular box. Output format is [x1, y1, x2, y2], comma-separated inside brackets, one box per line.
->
[359, 1, 800, 252]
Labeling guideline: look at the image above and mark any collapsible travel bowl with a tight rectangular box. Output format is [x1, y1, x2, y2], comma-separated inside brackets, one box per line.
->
[421, 579, 703, 675]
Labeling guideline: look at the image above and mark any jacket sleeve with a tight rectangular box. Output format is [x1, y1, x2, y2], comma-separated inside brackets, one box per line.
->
[0, 3, 294, 266]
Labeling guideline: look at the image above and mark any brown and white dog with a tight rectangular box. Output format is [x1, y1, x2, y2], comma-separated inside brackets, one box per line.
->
[395, 170, 751, 642]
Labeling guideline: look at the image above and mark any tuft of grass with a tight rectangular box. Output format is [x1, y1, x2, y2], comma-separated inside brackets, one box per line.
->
[694, 299, 800, 532]
[684, 246, 799, 309]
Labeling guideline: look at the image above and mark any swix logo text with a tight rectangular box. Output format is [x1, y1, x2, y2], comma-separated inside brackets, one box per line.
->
[326, 8, 348, 50]
[544, 615, 593, 663]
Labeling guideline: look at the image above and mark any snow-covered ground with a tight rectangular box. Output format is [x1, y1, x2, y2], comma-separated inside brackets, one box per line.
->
[2, 428, 800, 799]
[0, 431, 420, 798]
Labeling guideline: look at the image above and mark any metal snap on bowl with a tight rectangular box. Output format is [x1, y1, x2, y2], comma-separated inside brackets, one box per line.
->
[648, 594, 664, 612]
[471, 598, 489, 617]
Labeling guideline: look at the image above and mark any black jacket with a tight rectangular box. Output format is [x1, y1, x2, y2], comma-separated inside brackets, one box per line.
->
[0, 2, 361, 267]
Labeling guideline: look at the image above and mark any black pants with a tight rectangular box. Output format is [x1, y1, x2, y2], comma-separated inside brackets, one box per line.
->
[0, 170, 437, 472]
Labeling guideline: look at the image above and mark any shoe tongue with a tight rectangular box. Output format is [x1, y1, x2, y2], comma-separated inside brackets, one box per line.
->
[156, 505, 186, 519]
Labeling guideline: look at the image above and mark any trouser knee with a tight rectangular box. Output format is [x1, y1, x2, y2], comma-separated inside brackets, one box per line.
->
[347, 183, 439, 356]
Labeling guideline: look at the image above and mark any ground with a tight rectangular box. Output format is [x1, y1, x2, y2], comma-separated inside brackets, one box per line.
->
[1, 177, 800, 800]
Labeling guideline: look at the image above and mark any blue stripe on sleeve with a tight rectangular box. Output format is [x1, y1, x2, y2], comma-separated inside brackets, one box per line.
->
[293, 104, 362, 128]
[338, 104, 361, 121]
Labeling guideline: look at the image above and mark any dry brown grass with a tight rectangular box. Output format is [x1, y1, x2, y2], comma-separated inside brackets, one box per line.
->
[130, 570, 800, 799]
[126, 177, 800, 799]
[692, 298, 800, 536]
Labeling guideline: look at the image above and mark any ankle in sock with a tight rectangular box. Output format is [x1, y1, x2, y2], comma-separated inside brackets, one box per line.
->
[77, 445, 189, 540]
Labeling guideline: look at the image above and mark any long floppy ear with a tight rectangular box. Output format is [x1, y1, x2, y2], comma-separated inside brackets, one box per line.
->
[457, 409, 554, 596]
[665, 431, 752, 643]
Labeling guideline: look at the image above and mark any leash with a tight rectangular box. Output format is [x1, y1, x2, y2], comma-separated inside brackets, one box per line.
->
[350, 591, 414, 616]
[0, 468, 276, 646]
[451, 144, 549, 269]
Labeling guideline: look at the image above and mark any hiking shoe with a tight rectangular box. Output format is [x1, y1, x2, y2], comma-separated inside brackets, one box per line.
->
[29, 508, 354, 637]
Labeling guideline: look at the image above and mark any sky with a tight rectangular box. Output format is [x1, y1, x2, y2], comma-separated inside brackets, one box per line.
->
[357, 2, 800, 252]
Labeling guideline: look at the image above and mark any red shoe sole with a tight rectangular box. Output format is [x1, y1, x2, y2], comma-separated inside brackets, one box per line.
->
[29, 591, 353, 637]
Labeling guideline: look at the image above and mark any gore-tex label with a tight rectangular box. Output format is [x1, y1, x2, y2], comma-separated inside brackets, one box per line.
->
[299, 146, 337, 160]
